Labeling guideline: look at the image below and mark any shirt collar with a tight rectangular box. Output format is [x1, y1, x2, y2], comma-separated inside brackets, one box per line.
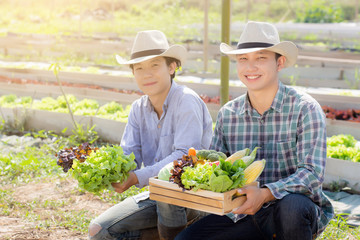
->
[239, 94, 252, 116]
[143, 95, 152, 111]
[163, 81, 178, 110]
[270, 81, 285, 113]
[241, 81, 285, 115]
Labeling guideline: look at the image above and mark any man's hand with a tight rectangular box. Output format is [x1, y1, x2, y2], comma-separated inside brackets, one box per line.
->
[111, 172, 139, 194]
[232, 186, 275, 215]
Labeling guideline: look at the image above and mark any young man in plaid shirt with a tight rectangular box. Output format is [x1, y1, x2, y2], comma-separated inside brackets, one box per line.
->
[176, 21, 334, 240]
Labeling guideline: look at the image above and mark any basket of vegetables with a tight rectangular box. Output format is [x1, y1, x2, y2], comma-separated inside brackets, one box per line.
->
[149, 147, 265, 215]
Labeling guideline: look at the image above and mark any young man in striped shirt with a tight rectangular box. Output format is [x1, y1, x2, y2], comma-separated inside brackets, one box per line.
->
[176, 21, 334, 240]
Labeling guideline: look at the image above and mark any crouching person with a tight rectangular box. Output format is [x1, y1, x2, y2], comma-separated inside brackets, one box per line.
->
[88, 30, 213, 240]
[175, 21, 334, 240]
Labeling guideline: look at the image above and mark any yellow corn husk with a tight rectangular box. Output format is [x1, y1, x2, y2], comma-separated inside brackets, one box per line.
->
[244, 159, 266, 184]
[225, 148, 250, 164]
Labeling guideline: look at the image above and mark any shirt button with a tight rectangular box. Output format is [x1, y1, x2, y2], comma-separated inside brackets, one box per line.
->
[155, 158, 158, 162]
[157, 124, 161, 128]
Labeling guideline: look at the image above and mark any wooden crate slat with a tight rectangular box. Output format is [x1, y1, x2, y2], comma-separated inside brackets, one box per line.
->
[149, 177, 232, 200]
[150, 193, 227, 215]
[149, 177, 254, 215]
[149, 185, 224, 208]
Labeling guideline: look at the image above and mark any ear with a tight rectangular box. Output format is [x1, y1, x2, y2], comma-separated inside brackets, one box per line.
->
[277, 55, 286, 71]
[168, 61, 177, 75]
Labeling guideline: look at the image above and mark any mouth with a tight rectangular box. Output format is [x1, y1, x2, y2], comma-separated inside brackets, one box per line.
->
[245, 75, 261, 81]
[143, 81, 157, 86]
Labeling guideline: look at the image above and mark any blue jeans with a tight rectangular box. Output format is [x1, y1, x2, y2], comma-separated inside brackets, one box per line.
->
[175, 194, 319, 240]
[89, 191, 204, 240]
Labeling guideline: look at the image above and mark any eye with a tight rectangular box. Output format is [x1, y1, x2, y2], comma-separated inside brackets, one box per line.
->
[237, 56, 247, 61]
[134, 66, 142, 71]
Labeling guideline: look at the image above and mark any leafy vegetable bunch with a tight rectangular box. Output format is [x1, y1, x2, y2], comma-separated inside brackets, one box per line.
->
[181, 158, 246, 192]
[167, 154, 196, 189]
[70, 145, 137, 193]
[56, 142, 97, 172]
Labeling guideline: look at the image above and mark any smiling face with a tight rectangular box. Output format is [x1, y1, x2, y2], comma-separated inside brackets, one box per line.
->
[132, 56, 176, 100]
[236, 50, 286, 93]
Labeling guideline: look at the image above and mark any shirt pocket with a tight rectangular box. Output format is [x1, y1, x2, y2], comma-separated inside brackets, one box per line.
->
[158, 133, 175, 159]
[276, 141, 298, 176]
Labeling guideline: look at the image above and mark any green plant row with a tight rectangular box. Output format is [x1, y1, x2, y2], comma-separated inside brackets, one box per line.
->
[0, 94, 131, 122]
[0, 132, 147, 234]
[327, 134, 360, 162]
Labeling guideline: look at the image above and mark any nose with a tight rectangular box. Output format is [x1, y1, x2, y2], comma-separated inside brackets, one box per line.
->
[245, 60, 258, 71]
[142, 69, 153, 79]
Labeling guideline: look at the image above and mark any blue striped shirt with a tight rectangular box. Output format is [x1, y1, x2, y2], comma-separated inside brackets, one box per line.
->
[210, 81, 334, 235]
[121, 81, 213, 188]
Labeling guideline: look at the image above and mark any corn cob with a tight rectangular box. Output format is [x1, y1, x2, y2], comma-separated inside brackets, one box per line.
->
[240, 156, 252, 167]
[243, 159, 266, 185]
[225, 148, 250, 164]
[241, 147, 261, 167]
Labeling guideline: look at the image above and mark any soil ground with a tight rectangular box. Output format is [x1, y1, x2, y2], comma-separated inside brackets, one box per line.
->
[0, 179, 113, 240]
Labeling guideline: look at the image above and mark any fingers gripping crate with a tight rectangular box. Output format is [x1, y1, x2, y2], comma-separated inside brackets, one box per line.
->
[149, 177, 258, 215]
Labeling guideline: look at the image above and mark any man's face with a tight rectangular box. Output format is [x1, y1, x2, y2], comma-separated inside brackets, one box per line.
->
[132, 56, 176, 99]
[236, 50, 285, 92]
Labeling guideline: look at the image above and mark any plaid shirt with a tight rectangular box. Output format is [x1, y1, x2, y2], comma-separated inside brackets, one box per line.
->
[210, 81, 334, 235]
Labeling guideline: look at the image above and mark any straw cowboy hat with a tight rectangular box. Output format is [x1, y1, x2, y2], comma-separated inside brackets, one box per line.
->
[116, 30, 187, 65]
[220, 21, 298, 68]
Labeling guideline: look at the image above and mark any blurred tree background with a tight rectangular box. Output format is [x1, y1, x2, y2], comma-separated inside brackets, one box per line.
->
[0, 0, 358, 39]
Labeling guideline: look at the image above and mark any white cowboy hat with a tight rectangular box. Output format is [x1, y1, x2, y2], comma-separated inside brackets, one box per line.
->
[116, 30, 187, 65]
[220, 21, 298, 68]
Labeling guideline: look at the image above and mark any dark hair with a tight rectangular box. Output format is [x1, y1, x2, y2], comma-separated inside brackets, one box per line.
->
[275, 53, 282, 61]
[165, 57, 181, 81]
[129, 57, 181, 81]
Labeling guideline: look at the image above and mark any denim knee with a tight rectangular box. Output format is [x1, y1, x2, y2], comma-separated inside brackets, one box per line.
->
[276, 194, 317, 223]
[89, 197, 157, 240]
[156, 202, 187, 227]
[274, 194, 318, 239]
[88, 221, 114, 240]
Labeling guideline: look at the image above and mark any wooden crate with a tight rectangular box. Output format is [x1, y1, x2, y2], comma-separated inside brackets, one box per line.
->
[149, 177, 257, 215]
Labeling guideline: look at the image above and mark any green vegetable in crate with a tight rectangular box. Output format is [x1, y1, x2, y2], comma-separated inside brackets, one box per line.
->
[224, 147, 261, 167]
[158, 162, 174, 181]
[210, 158, 247, 192]
[240, 147, 261, 167]
[181, 163, 213, 191]
[225, 148, 250, 164]
[196, 149, 227, 162]
[72, 145, 137, 194]
[207, 153, 221, 162]
[180, 158, 247, 193]
[196, 150, 208, 160]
